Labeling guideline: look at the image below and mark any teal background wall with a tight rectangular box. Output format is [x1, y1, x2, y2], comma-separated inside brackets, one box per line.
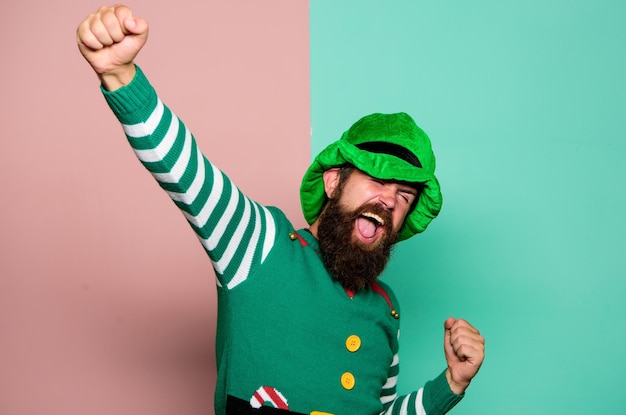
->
[311, 1, 625, 413]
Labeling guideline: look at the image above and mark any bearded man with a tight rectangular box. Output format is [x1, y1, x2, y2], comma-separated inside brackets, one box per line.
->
[77, 5, 485, 415]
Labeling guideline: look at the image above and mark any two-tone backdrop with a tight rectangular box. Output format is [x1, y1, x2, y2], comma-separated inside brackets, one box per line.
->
[1, 1, 624, 414]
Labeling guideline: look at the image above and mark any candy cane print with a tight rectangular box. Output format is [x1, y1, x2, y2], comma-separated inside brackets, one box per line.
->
[250, 386, 289, 410]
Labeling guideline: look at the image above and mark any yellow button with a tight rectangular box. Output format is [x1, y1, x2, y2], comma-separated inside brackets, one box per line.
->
[310, 412, 334, 415]
[345, 335, 361, 352]
[341, 372, 355, 390]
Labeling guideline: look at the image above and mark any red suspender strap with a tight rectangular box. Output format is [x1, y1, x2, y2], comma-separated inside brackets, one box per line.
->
[289, 231, 308, 247]
[371, 281, 400, 319]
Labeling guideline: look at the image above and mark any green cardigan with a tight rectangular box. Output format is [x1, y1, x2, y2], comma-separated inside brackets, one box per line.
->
[102, 66, 463, 415]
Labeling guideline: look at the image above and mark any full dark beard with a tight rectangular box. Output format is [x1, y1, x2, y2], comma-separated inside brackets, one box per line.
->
[317, 197, 399, 292]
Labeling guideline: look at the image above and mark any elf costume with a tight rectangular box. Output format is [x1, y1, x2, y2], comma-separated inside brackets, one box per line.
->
[102, 66, 462, 415]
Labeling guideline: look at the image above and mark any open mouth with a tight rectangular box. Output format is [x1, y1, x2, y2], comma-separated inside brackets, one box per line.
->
[356, 211, 386, 242]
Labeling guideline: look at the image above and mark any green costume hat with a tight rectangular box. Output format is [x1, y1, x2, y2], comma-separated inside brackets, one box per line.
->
[300, 112, 442, 241]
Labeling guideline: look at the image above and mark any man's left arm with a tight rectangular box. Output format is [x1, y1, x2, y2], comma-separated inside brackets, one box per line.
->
[417, 318, 485, 415]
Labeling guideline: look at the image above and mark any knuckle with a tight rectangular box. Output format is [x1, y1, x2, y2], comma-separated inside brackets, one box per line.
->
[97, 6, 111, 15]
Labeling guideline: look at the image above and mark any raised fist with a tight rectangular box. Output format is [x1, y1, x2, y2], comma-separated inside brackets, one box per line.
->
[77, 5, 148, 88]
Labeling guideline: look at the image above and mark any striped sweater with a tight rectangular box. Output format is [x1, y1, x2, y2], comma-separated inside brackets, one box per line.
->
[102, 66, 462, 415]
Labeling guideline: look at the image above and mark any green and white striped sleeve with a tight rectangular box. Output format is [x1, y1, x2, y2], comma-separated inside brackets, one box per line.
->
[380, 369, 463, 415]
[102, 66, 276, 290]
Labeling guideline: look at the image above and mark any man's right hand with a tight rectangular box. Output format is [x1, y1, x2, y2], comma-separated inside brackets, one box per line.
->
[77, 5, 149, 91]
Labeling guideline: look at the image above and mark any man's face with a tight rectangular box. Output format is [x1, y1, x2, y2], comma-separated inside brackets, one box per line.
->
[334, 169, 418, 244]
[316, 168, 419, 291]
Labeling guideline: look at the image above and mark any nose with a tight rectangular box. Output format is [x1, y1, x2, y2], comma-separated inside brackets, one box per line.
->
[378, 185, 396, 210]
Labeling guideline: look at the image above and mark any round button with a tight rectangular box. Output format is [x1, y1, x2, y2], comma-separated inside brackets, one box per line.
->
[341, 372, 355, 390]
[345, 335, 361, 352]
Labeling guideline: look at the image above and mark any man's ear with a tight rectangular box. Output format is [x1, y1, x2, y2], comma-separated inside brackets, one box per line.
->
[322, 168, 341, 198]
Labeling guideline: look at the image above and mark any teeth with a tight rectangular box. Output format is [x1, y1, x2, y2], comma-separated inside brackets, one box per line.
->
[362, 212, 384, 226]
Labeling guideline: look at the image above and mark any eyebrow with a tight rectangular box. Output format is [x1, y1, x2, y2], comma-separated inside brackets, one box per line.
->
[390, 180, 420, 195]
[368, 172, 422, 197]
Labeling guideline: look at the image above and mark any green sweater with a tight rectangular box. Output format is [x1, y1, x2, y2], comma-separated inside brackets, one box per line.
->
[102, 66, 463, 415]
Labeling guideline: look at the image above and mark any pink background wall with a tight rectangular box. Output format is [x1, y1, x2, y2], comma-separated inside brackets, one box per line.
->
[0, 1, 309, 414]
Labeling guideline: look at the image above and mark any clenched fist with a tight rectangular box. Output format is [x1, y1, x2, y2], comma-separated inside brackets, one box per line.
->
[443, 317, 485, 394]
[76, 5, 149, 90]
